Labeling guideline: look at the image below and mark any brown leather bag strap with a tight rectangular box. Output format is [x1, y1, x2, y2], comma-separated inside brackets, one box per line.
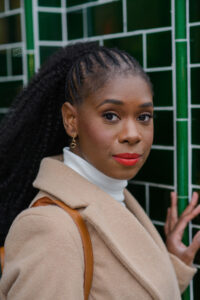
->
[32, 197, 93, 300]
[0, 246, 4, 272]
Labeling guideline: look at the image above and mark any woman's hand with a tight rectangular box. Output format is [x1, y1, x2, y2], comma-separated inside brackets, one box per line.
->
[164, 191, 200, 266]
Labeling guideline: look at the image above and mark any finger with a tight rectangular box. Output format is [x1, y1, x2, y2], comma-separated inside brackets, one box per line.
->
[170, 192, 178, 227]
[186, 231, 200, 265]
[173, 204, 200, 237]
[181, 192, 199, 217]
[164, 208, 171, 236]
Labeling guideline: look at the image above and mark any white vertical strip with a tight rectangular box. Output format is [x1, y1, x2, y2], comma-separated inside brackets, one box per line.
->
[99, 39, 103, 46]
[145, 184, 150, 216]
[171, 0, 177, 192]
[83, 8, 88, 38]
[61, 0, 67, 43]
[20, 0, 28, 85]
[33, 0, 40, 70]
[142, 33, 147, 69]
[6, 49, 12, 76]
[122, 0, 127, 32]
[5, 0, 9, 11]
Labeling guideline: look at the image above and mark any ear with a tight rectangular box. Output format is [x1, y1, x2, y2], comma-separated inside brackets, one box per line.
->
[61, 102, 78, 137]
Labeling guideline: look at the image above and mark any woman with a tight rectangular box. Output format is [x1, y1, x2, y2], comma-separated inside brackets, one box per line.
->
[0, 42, 200, 299]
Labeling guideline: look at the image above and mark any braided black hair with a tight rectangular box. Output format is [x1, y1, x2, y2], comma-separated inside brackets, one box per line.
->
[0, 42, 152, 244]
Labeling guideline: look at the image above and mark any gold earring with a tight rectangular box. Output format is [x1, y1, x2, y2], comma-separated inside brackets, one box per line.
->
[70, 135, 77, 149]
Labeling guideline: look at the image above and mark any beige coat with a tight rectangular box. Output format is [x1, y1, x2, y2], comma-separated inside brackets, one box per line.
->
[0, 155, 196, 300]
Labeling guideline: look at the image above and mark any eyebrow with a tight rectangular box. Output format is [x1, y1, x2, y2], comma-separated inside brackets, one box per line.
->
[97, 99, 123, 108]
[97, 99, 153, 108]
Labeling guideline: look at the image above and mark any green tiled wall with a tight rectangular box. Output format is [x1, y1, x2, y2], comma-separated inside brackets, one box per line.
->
[0, 0, 200, 299]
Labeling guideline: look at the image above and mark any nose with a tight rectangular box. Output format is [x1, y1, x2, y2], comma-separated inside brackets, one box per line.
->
[118, 119, 142, 145]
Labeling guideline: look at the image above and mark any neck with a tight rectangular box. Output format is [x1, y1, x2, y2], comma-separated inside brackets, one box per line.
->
[63, 147, 128, 205]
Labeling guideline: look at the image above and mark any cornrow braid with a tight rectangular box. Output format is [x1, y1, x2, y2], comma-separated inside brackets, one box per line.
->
[0, 42, 152, 244]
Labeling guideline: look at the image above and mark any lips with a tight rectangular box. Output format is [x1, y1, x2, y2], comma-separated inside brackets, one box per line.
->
[113, 153, 141, 166]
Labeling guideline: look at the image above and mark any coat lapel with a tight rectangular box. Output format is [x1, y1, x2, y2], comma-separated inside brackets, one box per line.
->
[33, 156, 180, 300]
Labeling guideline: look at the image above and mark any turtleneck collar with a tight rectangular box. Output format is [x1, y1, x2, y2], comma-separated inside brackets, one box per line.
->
[63, 147, 128, 205]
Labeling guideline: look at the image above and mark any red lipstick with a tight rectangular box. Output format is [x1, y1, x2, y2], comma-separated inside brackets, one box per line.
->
[113, 153, 141, 166]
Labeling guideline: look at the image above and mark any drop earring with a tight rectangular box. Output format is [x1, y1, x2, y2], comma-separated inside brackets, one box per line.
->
[70, 135, 77, 149]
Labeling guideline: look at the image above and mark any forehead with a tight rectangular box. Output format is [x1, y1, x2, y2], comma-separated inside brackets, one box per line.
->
[84, 75, 153, 106]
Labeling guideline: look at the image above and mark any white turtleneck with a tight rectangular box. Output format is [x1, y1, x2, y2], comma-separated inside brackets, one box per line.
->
[63, 147, 128, 206]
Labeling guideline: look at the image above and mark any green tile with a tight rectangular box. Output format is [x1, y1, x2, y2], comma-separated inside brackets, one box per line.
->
[9, 0, 20, 9]
[149, 186, 172, 222]
[192, 109, 200, 145]
[191, 68, 200, 104]
[67, 10, 83, 40]
[11, 47, 22, 75]
[190, 26, 200, 63]
[127, 0, 171, 31]
[38, 0, 61, 6]
[148, 71, 172, 106]
[39, 12, 62, 41]
[192, 149, 200, 185]
[0, 50, 7, 76]
[40, 46, 61, 65]
[67, 0, 97, 7]
[147, 31, 172, 68]
[192, 189, 200, 225]
[104, 35, 143, 67]
[193, 269, 200, 300]
[0, 0, 4, 12]
[154, 224, 165, 242]
[153, 111, 173, 146]
[135, 149, 174, 185]
[0, 81, 23, 107]
[0, 15, 21, 44]
[190, 0, 200, 22]
[87, 1, 123, 37]
[127, 183, 146, 210]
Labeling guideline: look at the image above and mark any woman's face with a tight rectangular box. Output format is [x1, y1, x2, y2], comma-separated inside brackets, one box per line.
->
[72, 75, 153, 180]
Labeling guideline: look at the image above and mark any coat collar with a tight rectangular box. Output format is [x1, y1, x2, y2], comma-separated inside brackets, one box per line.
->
[33, 156, 180, 300]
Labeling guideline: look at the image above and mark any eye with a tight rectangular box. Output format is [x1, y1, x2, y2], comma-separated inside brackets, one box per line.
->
[103, 112, 119, 122]
[138, 113, 153, 122]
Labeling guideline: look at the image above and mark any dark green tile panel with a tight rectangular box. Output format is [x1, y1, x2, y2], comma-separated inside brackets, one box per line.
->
[191, 68, 200, 104]
[12, 47, 22, 75]
[193, 228, 200, 265]
[192, 189, 200, 225]
[193, 269, 200, 300]
[153, 110, 173, 146]
[39, 12, 62, 41]
[0, 15, 21, 44]
[0, 113, 6, 123]
[147, 31, 172, 68]
[154, 224, 165, 242]
[67, 0, 97, 7]
[190, 26, 200, 63]
[9, 0, 20, 9]
[127, 183, 146, 210]
[38, 0, 61, 6]
[0, 0, 4, 12]
[87, 1, 123, 37]
[0, 50, 7, 76]
[192, 149, 200, 185]
[67, 10, 83, 40]
[135, 149, 174, 185]
[192, 109, 200, 145]
[0, 81, 23, 107]
[148, 71, 172, 106]
[190, 0, 200, 22]
[104, 35, 143, 66]
[127, 0, 171, 31]
[40, 46, 61, 64]
[149, 186, 172, 222]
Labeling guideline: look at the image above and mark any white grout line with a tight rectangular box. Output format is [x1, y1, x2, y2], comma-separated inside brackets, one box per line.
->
[61, 0, 67, 42]
[37, 7, 63, 13]
[142, 33, 147, 69]
[129, 180, 174, 190]
[176, 118, 188, 121]
[145, 66, 173, 72]
[153, 106, 174, 110]
[4, 0, 9, 11]
[152, 220, 165, 226]
[83, 8, 88, 39]
[0, 43, 23, 50]
[145, 184, 150, 216]
[192, 184, 200, 189]
[0, 108, 9, 113]
[190, 63, 200, 68]
[0, 8, 22, 18]
[191, 145, 200, 149]
[0, 75, 24, 82]
[122, 0, 127, 33]
[151, 145, 175, 150]
[33, 0, 39, 71]
[189, 21, 200, 27]
[20, 0, 28, 86]
[66, 0, 119, 13]
[191, 104, 200, 108]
